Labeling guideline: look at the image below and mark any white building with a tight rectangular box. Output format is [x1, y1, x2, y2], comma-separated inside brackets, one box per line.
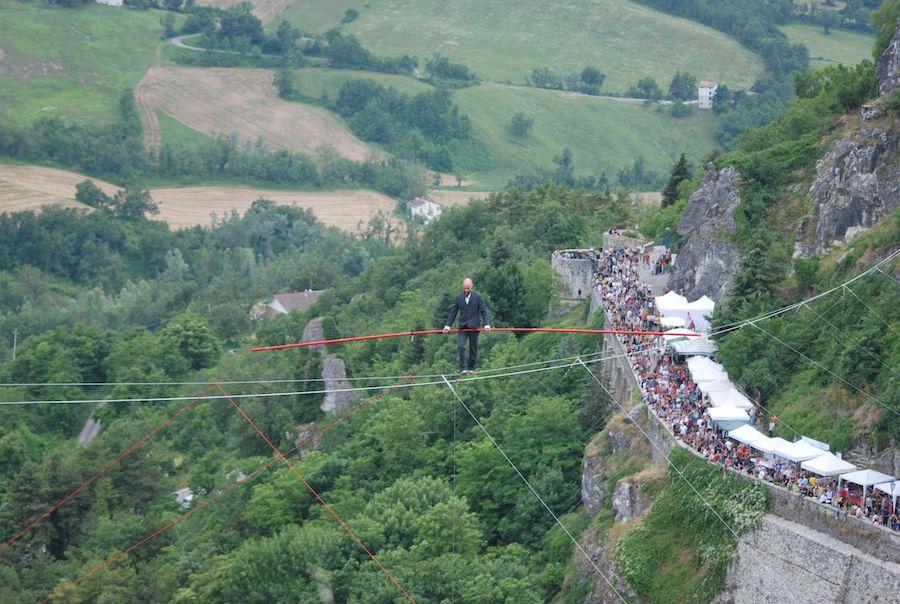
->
[409, 197, 442, 223]
[698, 81, 719, 109]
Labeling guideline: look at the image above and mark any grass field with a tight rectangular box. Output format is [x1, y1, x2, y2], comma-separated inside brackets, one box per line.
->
[0, 164, 396, 232]
[290, 68, 720, 189]
[136, 67, 378, 160]
[277, 0, 765, 92]
[454, 84, 719, 189]
[157, 110, 211, 148]
[0, 1, 164, 124]
[780, 24, 874, 69]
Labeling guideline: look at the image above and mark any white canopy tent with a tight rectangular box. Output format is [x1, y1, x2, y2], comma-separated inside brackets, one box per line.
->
[670, 338, 719, 357]
[686, 356, 723, 373]
[690, 365, 730, 384]
[800, 452, 857, 477]
[728, 424, 768, 447]
[750, 436, 792, 455]
[707, 387, 754, 410]
[707, 406, 750, 431]
[773, 439, 828, 463]
[695, 378, 734, 394]
[875, 481, 900, 506]
[686, 296, 715, 332]
[800, 436, 830, 452]
[659, 316, 685, 329]
[663, 328, 700, 343]
[655, 291, 689, 317]
[839, 469, 896, 502]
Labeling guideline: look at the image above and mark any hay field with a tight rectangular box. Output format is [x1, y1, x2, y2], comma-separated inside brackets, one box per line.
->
[135, 67, 377, 161]
[150, 187, 397, 231]
[426, 190, 490, 207]
[192, 0, 290, 23]
[0, 165, 396, 232]
[0, 165, 115, 214]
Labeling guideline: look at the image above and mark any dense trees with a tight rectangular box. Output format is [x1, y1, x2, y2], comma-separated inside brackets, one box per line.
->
[668, 71, 698, 101]
[526, 65, 607, 95]
[661, 153, 692, 208]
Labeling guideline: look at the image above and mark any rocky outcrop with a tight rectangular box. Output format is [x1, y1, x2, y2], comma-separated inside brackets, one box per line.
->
[611, 480, 651, 523]
[302, 317, 359, 415]
[794, 124, 900, 258]
[669, 165, 742, 303]
[720, 515, 900, 603]
[877, 20, 900, 97]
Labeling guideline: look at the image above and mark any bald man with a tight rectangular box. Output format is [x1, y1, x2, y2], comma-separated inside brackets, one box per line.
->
[443, 278, 491, 374]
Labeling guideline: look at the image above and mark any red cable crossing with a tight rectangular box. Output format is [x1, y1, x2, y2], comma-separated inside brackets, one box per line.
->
[42, 380, 407, 603]
[2, 384, 217, 550]
[216, 384, 416, 603]
[253, 326, 699, 352]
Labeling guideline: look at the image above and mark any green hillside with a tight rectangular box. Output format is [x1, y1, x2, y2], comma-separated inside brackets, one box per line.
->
[278, 0, 766, 92]
[0, 1, 165, 124]
[780, 24, 875, 69]
[293, 68, 720, 189]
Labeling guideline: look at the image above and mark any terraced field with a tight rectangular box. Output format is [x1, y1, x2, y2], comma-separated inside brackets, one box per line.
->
[0, 165, 112, 214]
[135, 67, 377, 161]
[277, 0, 765, 91]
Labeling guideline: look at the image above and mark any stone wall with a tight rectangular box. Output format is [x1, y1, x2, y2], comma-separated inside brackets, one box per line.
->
[551, 253, 597, 301]
[721, 515, 900, 603]
[602, 233, 644, 251]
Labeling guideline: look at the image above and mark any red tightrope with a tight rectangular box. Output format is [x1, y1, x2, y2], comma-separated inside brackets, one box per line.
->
[3, 384, 217, 550]
[216, 384, 416, 603]
[252, 327, 699, 353]
[42, 380, 408, 603]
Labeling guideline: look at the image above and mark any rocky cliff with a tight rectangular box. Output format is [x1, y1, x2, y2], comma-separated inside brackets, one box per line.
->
[301, 317, 359, 415]
[795, 23, 900, 258]
[877, 20, 900, 97]
[668, 165, 743, 303]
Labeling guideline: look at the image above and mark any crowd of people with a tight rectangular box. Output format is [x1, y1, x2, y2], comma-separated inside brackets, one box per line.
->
[591, 244, 898, 532]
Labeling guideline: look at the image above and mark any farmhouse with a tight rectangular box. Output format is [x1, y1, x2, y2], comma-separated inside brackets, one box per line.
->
[409, 197, 442, 223]
[698, 80, 719, 109]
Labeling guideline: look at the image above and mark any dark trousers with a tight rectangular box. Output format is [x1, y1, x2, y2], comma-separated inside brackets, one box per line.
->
[457, 330, 479, 371]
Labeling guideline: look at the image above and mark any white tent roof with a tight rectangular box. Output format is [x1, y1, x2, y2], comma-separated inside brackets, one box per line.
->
[773, 439, 828, 463]
[800, 436, 830, 452]
[707, 406, 749, 422]
[800, 452, 857, 477]
[687, 295, 716, 312]
[707, 387, 754, 410]
[751, 436, 792, 455]
[691, 366, 729, 383]
[839, 468, 895, 486]
[687, 356, 723, 372]
[728, 424, 768, 446]
[663, 328, 700, 342]
[660, 316, 685, 328]
[670, 339, 719, 356]
[655, 291, 689, 315]
[695, 378, 733, 394]
[875, 482, 900, 497]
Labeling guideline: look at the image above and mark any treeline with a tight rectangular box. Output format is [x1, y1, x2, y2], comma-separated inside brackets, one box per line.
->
[330, 79, 474, 172]
[508, 148, 665, 192]
[0, 94, 425, 200]
[526, 65, 606, 95]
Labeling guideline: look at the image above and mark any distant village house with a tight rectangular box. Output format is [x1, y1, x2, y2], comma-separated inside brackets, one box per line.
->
[95, 0, 124, 6]
[698, 81, 718, 109]
[409, 197, 442, 223]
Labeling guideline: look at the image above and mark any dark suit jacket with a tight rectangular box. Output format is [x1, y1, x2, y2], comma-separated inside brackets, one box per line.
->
[445, 291, 490, 329]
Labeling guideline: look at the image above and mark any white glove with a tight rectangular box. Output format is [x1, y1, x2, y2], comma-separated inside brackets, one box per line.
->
[443, 325, 451, 333]
[483, 325, 491, 332]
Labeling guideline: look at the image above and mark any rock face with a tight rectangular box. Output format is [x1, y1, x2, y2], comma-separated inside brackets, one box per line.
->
[302, 317, 359, 415]
[669, 165, 742, 303]
[611, 480, 651, 523]
[794, 124, 900, 258]
[720, 515, 900, 603]
[877, 20, 900, 97]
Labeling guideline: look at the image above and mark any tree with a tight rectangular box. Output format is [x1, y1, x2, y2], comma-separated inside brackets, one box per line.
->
[74, 179, 111, 208]
[579, 65, 605, 94]
[628, 77, 663, 100]
[160, 312, 221, 370]
[508, 112, 534, 137]
[110, 188, 159, 219]
[275, 20, 298, 54]
[161, 12, 177, 38]
[661, 153, 691, 207]
[712, 84, 733, 114]
[668, 71, 698, 101]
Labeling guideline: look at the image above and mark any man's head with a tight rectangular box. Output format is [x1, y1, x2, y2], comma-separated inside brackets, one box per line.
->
[462, 278, 474, 295]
